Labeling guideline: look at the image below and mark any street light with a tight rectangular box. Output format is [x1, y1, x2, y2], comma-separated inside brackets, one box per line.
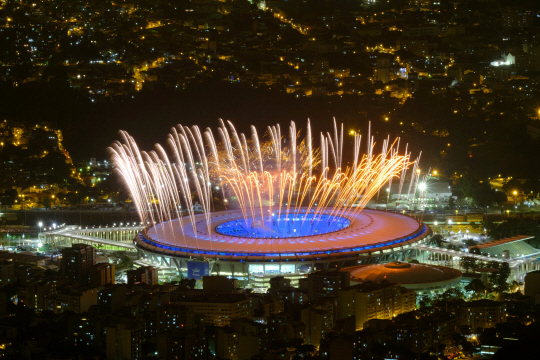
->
[38, 221, 43, 233]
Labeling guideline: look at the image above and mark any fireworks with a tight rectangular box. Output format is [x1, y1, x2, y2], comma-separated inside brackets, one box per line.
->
[109, 119, 419, 245]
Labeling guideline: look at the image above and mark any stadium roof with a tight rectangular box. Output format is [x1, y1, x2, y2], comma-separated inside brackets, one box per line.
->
[139, 209, 430, 260]
[343, 261, 462, 285]
[472, 235, 534, 250]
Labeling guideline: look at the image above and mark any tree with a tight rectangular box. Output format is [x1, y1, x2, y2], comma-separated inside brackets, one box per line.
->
[179, 278, 196, 289]
[65, 192, 79, 205]
[432, 234, 446, 247]
[39, 196, 52, 209]
[119, 255, 133, 270]
[484, 218, 540, 243]
[448, 196, 455, 209]
[509, 280, 523, 292]
[459, 256, 477, 273]
[469, 247, 481, 255]
[418, 294, 432, 308]
[437, 287, 464, 302]
[463, 239, 477, 247]
[465, 279, 486, 299]
[455, 174, 507, 206]
[488, 262, 511, 293]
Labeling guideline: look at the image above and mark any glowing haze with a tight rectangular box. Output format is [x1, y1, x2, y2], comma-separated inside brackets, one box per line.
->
[109, 119, 418, 242]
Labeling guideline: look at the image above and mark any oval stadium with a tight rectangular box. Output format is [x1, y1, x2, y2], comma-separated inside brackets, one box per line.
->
[134, 209, 431, 286]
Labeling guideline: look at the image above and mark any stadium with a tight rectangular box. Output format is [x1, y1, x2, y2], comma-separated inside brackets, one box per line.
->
[109, 119, 431, 285]
[134, 208, 431, 284]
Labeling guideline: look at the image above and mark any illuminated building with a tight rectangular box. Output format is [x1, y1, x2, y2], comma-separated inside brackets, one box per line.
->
[90, 263, 115, 287]
[106, 320, 143, 360]
[61, 244, 96, 286]
[176, 294, 254, 326]
[136, 210, 430, 283]
[341, 261, 463, 296]
[115, 121, 429, 285]
[338, 282, 416, 329]
[126, 266, 158, 286]
[458, 300, 507, 330]
[307, 270, 350, 302]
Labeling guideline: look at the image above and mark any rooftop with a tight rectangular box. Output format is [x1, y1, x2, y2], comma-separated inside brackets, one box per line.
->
[472, 235, 534, 250]
[0, 251, 48, 265]
[342, 261, 462, 286]
[141, 209, 428, 259]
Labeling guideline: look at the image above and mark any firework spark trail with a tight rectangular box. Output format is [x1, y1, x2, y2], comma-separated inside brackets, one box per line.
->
[307, 120, 312, 178]
[353, 133, 361, 173]
[398, 143, 409, 200]
[411, 155, 423, 201]
[387, 138, 400, 195]
[111, 120, 417, 242]
[251, 126, 263, 173]
[268, 124, 281, 171]
[290, 121, 297, 175]
[407, 154, 421, 200]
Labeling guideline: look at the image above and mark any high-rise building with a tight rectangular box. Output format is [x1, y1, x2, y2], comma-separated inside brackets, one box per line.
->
[46, 287, 98, 314]
[268, 313, 305, 344]
[127, 266, 158, 285]
[307, 270, 350, 302]
[203, 275, 238, 294]
[68, 312, 107, 350]
[61, 244, 95, 285]
[457, 299, 507, 330]
[0, 260, 15, 288]
[106, 320, 143, 360]
[301, 304, 334, 347]
[524, 270, 540, 304]
[98, 286, 126, 314]
[503, 8, 534, 29]
[157, 330, 207, 360]
[157, 305, 199, 332]
[215, 326, 238, 360]
[90, 263, 115, 288]
[176, 294, 254, 326]
[338, 282, 416, 329]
